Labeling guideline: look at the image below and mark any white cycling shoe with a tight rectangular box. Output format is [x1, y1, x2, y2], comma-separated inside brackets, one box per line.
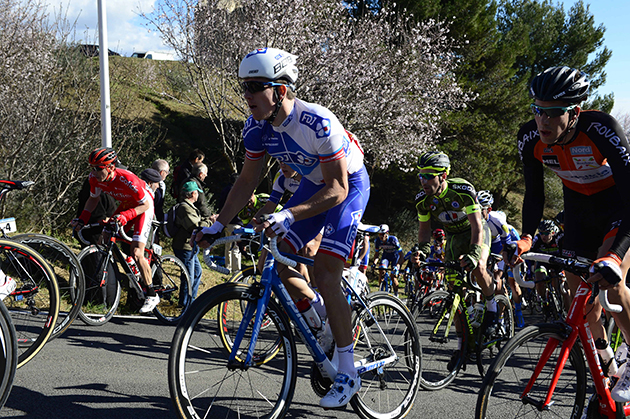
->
[612, 362, 630, 402]
[140, 295, 160, 313]
[0, 271, 16, 300]
[319, 372, 361, 409]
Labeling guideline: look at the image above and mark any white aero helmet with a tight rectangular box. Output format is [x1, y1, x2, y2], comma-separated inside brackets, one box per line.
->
[239, 48, 298, 90]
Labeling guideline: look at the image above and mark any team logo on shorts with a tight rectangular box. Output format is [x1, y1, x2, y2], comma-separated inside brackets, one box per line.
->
[451, 201, 460, 209]
[430, 205, 437, 211]
[325, 223, 335, 236]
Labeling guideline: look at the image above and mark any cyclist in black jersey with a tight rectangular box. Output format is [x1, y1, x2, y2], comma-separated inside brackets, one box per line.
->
[415, 151, 496, 334]
[511, 66, 630, 401]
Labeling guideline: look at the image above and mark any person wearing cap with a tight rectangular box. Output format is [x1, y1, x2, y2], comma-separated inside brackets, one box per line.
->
[71, 147, 159, 313]
[195, 47, 370, 408]
[173, 181, 208, 306]
[140, 168, 162, 196]
[511, 66, 630, 401]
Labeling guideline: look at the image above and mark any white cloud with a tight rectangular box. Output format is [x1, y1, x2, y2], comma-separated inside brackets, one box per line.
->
[49, 0, 172, 57]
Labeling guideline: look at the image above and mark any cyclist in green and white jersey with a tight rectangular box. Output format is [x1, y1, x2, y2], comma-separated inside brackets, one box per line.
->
[415, 152, 496, 336]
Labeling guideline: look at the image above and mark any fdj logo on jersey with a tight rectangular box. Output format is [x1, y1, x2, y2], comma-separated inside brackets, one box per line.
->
[300, 113, 331, 138]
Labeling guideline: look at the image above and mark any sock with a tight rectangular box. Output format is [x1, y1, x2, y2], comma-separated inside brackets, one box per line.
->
[337, 344, 357, 378]
[485, 298, 497, 313]
[310, 292, 327, 320]
[146, 287, 156, 297]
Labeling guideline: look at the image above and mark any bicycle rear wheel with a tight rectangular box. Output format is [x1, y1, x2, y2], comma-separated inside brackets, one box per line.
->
[0, 238, 59, 368]
[350, 291, 421, 419]
[0, 299, 17, 408]
[152, 254, 192, 325]
[414, 290, 465, 390]
[12, 234, 85, 339]
[168, 282, 297, 419]
[475, 323, 586, 418]
[77, 245, 121, 326]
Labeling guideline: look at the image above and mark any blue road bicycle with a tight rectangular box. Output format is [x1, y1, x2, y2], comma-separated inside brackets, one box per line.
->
[168, 228, 422, 419]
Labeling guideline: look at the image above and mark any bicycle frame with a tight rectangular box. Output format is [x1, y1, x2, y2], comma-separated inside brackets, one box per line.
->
[220, 234, 399, 381]
[519, 254, 627, 417]
[521, 279, 626, 416]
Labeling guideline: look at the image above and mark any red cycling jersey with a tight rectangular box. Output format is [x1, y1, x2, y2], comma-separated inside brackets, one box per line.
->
[88, 168, 149, 211]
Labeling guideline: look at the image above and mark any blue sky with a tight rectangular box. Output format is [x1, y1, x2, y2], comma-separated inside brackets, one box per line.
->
[60, 0, 629, 116]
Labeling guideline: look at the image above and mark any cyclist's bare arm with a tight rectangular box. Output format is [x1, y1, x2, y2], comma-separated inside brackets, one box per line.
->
[467, 211, 484, 249]
[418, 219, 432, 246]
[71, 195, 100, 230]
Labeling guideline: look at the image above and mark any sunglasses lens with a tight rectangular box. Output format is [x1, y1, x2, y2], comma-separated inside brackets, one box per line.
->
[419, 173, 438, 180]
[531, 105, 568, 118]
[241, 81, 267, 94]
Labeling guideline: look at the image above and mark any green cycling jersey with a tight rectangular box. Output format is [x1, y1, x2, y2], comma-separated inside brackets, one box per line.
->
[415, 178, 481, 235]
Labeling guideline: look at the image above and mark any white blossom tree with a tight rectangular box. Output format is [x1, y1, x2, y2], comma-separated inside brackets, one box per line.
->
[0, 0, 160, 230]
[141, 0, 472, 171]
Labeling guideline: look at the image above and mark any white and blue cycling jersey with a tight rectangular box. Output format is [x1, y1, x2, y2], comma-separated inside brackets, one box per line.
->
[243, 98, 364, 184]
[486, 210, 520, 255]
[243, 98, 370, 261]
[269, 170, 301, 204]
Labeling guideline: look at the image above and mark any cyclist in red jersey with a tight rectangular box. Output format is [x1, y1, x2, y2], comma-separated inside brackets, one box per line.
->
[71, 147, 159, 313]
[511, 66, 630, 401]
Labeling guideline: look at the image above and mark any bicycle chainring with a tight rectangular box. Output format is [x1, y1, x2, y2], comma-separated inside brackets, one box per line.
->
[310, 362, 333, 397]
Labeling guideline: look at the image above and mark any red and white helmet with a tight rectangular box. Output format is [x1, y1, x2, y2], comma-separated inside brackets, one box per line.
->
[239, 48, 298, 89]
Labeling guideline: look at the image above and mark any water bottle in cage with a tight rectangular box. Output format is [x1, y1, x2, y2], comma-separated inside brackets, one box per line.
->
[125, 256, 140, 276]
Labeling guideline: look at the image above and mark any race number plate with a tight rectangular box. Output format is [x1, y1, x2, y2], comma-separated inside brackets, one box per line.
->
[0, 218, 16, 234]
[152, 243, 162, 256]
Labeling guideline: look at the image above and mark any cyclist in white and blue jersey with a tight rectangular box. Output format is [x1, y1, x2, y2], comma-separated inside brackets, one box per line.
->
[477, 190, 524, 327]
[373, 224, 403, 295]
[196, 48, 369, 408]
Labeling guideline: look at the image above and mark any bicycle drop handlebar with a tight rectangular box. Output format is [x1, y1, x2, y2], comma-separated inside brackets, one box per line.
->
[521, 252, 622, 313]
[76, 221, 133, 245]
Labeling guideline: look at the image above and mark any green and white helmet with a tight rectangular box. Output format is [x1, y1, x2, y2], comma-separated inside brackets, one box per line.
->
[417, 151, 450, 174]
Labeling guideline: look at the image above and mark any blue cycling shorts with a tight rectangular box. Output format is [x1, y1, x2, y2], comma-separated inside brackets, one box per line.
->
[283, 166, 370, 261]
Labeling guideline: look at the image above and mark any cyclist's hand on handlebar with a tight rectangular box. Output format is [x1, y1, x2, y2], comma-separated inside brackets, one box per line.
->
[112, 214, 128, 227]
[194, 222, 224, 248]
[70, 218, 85, 232]
[256, 210, 294, 238]
[588, 252, 623, 290]
[459, 253, 478, 271]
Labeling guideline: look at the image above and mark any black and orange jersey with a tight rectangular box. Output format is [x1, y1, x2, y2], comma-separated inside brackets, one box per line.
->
[518, 110, 630, 259]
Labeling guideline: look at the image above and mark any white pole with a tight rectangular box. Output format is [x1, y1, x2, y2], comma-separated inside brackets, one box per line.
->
[97, 0, 112, 148]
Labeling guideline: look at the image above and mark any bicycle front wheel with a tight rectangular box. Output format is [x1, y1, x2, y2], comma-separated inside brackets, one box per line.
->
[169, 282, 297, 419]
[476, 323, 587, 419]
[12, 234, 85, 339]
[0, 239, 59, 368]
[77, 245, 121, 326]
[476, 293, 514, 377]
[0, 299, 17, 408]
[152, 254, 192, 325]
[414, 290, 465, 390]
[350, 291, 421, 419]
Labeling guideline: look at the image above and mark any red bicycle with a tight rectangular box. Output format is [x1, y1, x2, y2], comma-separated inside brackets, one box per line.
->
[476, 251, 629, 418]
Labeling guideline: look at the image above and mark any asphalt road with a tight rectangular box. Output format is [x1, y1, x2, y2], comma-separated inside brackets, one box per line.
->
[0, 314, 483, 419]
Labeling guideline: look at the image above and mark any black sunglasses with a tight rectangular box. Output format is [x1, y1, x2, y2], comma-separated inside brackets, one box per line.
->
[240, 81, 284, 94]
[530, 103, 577, 118]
